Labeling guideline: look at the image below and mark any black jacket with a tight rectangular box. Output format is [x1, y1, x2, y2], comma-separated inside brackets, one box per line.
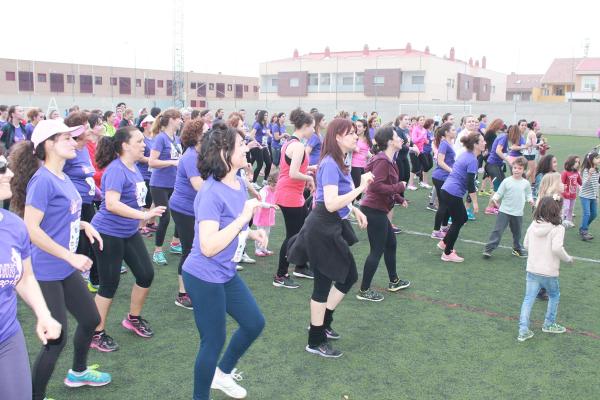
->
[1, 122, 27, 151]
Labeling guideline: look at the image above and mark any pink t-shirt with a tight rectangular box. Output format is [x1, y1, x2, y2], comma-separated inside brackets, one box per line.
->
[254, 186, 276, 227]
[351, 139, 370, 168]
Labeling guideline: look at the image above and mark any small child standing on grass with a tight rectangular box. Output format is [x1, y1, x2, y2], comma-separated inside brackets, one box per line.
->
[579, 151, 600, 241]
[254, 172, 279, 256]
[517, 195, 573, 342]
[561, 155, 581, 228]
[482, 157, 533, 259]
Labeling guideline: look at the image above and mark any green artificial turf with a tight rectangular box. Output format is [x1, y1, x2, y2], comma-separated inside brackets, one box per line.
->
[17, 135, 600, 399]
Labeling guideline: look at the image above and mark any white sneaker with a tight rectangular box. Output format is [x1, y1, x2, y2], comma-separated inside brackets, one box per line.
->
[419, 182, 432, 189]
[406, 185, 418, 191]
[240, 253, 256, 264]
[236, 264, 244, 271]
[211, 367, 247, 399]
[252, 182, 262, 191]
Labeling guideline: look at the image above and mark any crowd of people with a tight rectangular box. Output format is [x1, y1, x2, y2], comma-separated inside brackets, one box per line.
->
[0, 102, 598, 399]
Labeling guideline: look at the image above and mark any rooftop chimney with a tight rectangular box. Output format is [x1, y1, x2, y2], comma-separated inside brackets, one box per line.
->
[406, 42, 412, 52]
[469, 57, 473, 67]
[475, 60, 480, 68]
[293, 49, 299, 59]
[425, 46, 430, 54]
[449, 47, 455, 61]
[324, 46, 331, 58]
[363, 44, 369, 56]
[482, 56, 487, 69]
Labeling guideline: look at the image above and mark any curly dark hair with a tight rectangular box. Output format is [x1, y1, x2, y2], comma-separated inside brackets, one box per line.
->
[181, 119, 205, 150]
[95, 126, 139, 169]
[9, 140, 47, 216]
[198, 124, 245, 181]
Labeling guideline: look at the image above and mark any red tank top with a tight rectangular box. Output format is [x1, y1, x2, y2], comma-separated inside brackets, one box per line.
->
[274, 137, 309, 207]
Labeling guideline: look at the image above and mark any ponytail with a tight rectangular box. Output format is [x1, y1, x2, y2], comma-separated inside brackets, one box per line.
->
[9, 140, 42, 216]
[96, 126, 137, 169]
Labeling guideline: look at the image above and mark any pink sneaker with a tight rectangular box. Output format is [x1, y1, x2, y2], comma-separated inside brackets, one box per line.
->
[431, 230, 446, 239]
[437, 240, 446, 251]
[441, 250, 464, 263]
[255, 250, 268, 257]
[264, 250, 274, 256]
[441, 226, 450, 233]
[484, 207, 499, 215]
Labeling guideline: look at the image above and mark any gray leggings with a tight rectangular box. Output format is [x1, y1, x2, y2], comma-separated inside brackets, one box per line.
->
[0, 328, 32, 400]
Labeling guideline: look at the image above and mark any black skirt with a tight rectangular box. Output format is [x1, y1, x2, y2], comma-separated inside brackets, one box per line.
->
[287, 202, 358, 283]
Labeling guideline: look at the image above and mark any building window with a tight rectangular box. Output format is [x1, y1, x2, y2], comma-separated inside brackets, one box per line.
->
[67, 75, 75, 84]
[320, 73, 331, 86]
[157, 80, 164, 88]
[342, 76, 353, 86]
[355, 73, 364, 86]
[136, 79, 142, 88]
[198, 100, 206, 108]
[253, 86, 259, 92]
[37, 73, 47, 83]
[483, 84, 488, 93]
[216, 83, 225, 98]
[110, 77, 117, 86]
[167, 80, 173, 96]
[144, 79, 156, 96]
[492, 85, 496, 94]
[235, 84, 243, 98]
[209, 83, 214, 90]
[95, 76, 102, 85]
[244, 85, 248, 92]
[465, 80, 470, 90]
[289, 78, 299, 88]
[119, 77, 131, 95]
[554, 86, 564, 96]
[191, 82, 197, 89]
[79, 75, 93, 93]
[308, 74, 318, 86]
[271, 78, 278, 87]
[227, 84, 233, 91]
[18, 71, 34, 91]
[374, 76, 385, 86]
[191, 100, 197, 107]
[411, 75, 425, 85]
[446, 78, 455, 88]
[197, 82, 206, 97]
[5, 71, 15, 81]
[582, 76, 598, 91]
[50, 73, 64, 92]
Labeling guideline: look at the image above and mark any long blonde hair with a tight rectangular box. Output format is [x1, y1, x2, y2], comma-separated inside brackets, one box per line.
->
[536, 172, 563, 206]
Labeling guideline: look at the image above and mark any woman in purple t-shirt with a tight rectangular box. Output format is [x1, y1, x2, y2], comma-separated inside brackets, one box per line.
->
[437, 133, 486, 262]
[169, 119, 205, 310]
[10, 119, 111, 397]
[287, 119, 373, 358]
[182, 124, 267, 400]
[431, 123, 457, 239]
[0, 155, 62, 400]
[306, 112, 325, 166]
[249, 110, 272, 187]
[148, 109, 183, 265]
[89, 126, 166, 352]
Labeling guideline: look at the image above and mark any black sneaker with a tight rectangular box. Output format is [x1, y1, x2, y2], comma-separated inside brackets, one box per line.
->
[391, 225, 402, 234]
[388, 278, 410, 292]
[293, 267, 314, 279]
[482, 250, 492, 259]
[90, 331, 119, 352]
[325, 327, 341, 340]
[272, 275, 300, 289]
[580, 230, 594, 241]
[305, 342, 343, 358]
[356, 288, 384, 302]
[175, 293, 193, 310]
[512, 248, 528, 258]
[426, 204, 438, 212]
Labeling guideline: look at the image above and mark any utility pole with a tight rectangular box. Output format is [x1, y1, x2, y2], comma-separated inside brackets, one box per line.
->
[173, 0, 185, 108]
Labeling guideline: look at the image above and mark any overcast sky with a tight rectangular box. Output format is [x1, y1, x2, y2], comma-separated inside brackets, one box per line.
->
[4, 0, 597, 77]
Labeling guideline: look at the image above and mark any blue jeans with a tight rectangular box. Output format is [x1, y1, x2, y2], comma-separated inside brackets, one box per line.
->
[183, 272, 265, 400]
[580, 197, 598, 231]
[518, 272, 560, 335]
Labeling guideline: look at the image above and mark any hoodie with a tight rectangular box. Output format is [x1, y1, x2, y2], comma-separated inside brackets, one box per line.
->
[360, 151, 405, 213]
[523, 221, 572, 277]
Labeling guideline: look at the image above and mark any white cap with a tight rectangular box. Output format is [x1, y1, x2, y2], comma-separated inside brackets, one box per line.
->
[141, 114, 156, 125]
[31, 119, 85, 148]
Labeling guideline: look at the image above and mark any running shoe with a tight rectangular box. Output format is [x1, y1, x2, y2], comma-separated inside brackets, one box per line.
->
[356, 288, 384, 302]
[140, 227, 153, 238]
[152, 251, 168, 265]
[293, 267, 314, 279]
[211, 367, 247, 399]
[120, 265, 127, 274]
[517, 329, 534, 342]
[441, 250, 464, 263]
[388, 278, 411, 292]
[431, 230, 445, 240]
[240, 252, 256, 264]
[264, 249, 274, 256]
[542, 323, 567, 334]
[145, 223, 158, 232]
[305, 325, 341, 340]
[466, 208, 476, 221]
[305, 342, 343, 358]
[392, 225, 402, 234]
[440, 225, 450, 233]
[419, 182, 432, 189]
[272, 274, 300, 289]
[169, 243, 182, 254]
[64, 364, 111, 388]
[86, 280, 99, 293]
[236, 264, 244, 271]
[482, 250, 492, 259]
[90, 331, 119, 352]
[254, 250, 268, 257]
[121, 315, 154, 338]
[437, 240, 446, 251]
[426, 204, 438, 212]
[512, 248, 528, 258]
[406, 185, 418, 191]
[252, 182, 262, 191]
[175, 293, 193, 310]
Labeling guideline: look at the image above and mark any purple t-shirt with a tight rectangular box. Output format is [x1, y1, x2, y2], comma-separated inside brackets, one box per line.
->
[315, 155, 354, 218]
[13, 126, 25, 143]
[307, 133, 322, 166]
[136, 135, 155, 180]
[63, 148, 96, 204]
[486, 134, 508, 166]
[169, 147, 201, 217]
[92, 159, 147, 238]
[442, 151, 478, 198]
[271, 123, 286, 149]
[149, 132, 182, 188]
[508, 136, 526, 157]
[0, 210, 30, 344]
[423, 130, 434, 153]
[26, 166, 82, 281]
[369, 127, 376, 141]
[25, 123, 35, 140]
[253, 122, 270, 146]
[432, 140, 456, 181]
[182, 176, 248, 283]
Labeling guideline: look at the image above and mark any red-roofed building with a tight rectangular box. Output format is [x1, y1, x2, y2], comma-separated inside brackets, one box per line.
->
[506, 73, 542, 101]
[567, 58, 600, 102]
[259, 45, 506, 102]
[535, 58, 582, 102]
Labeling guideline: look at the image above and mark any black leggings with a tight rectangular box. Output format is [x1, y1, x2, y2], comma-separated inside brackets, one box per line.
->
[396, 155, 410, 183]
[78, 202, 99, 285]
[150, 186, 179, 247]
[359, 206, 398, 291]
[93, 232, 154, 299]
[312, 257, 358, 303]
[432, 177, 450, 230]
[409, 152, 422, 174]
[350, 167, 364, 200]
[171, 209, 196, 278]
[440, 189, 468, 255]
[277, 205, 308, 277]
[250, 146, 272, 183]
[419, 152, 433, 173]
[32, 272, 100, 400]
[143, 179, 153, 208]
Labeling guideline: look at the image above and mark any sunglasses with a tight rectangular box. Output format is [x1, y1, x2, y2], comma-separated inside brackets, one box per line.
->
[0, 156, 8, 174]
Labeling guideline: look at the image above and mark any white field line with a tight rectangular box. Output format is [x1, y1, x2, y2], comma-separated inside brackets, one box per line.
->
[402, 230, 600, 264]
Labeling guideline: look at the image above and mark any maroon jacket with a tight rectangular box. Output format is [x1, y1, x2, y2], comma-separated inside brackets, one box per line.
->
[360, 151, 405, 213]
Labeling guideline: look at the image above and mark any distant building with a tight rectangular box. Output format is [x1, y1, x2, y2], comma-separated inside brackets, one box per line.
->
[0, 58, 258, 111]
[534, 58, 582, 102]
[567, 58, 600, 102]
[506, 73, 542, 101]
[259, 45, 506, 103]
